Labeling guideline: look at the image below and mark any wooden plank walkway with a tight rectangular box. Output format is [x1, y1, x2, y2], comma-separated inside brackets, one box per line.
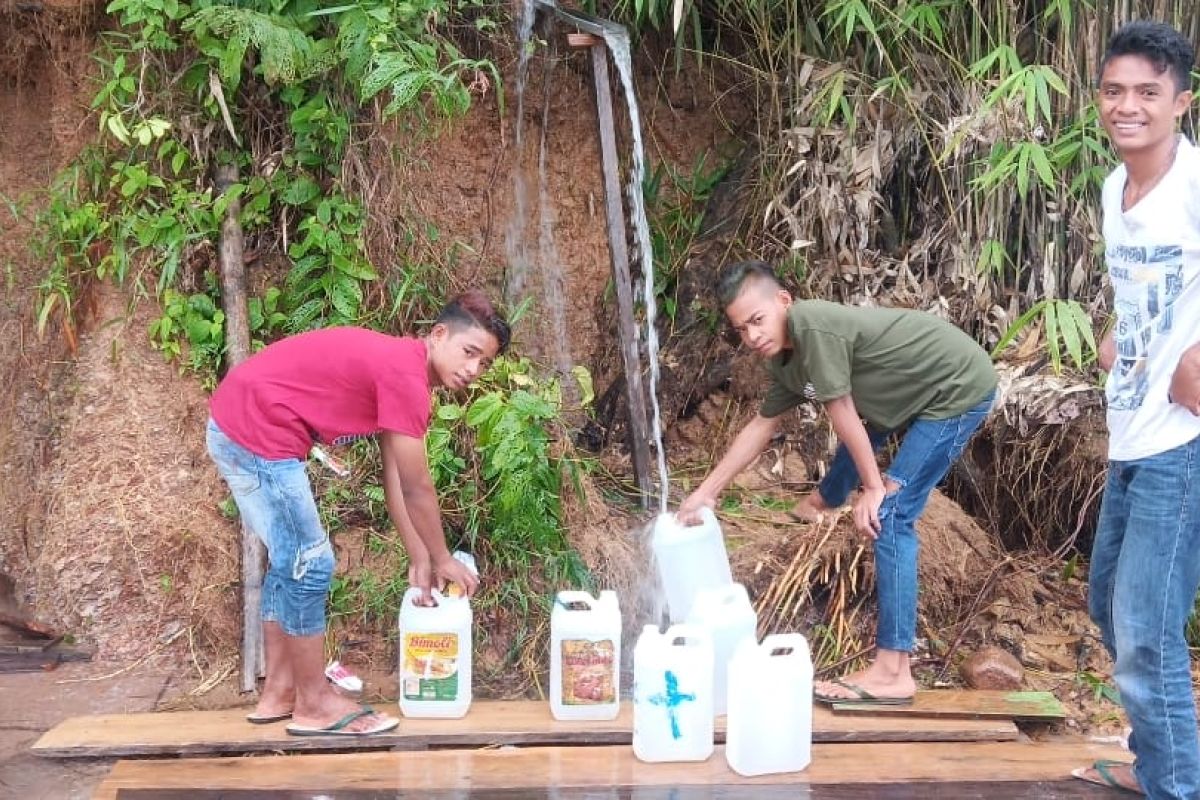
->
[832, 690, 1065, 720]
[91, 741, 1128, 799]
[33, 699, 1021, 758]
[103, 785, 1122, 799]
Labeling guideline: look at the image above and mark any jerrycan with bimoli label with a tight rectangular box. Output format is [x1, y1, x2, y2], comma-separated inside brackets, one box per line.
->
[550, 590, 622, 721]
[632, 623, 714, 763]
[398, 587, 472, 719]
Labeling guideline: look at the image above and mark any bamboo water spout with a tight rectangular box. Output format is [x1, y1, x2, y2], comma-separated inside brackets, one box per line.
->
[528, 0, 670, 511]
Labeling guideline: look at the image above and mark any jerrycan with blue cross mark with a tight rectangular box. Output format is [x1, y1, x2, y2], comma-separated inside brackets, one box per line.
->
[632, 623, 714, 763]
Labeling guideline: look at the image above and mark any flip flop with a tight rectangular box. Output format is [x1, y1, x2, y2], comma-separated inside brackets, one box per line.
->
[245, 711, 292, 724]
[1071, 759, 1143, 795]
[286, 705, 399, 737]
[814, 678, 914, 706]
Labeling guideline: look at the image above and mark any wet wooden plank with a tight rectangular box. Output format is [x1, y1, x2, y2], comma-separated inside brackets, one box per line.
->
[832, 690, 1065, 720]
[110, 785, 1120, 799]
[92, 740, 1128, 799]
[35, 699, 1019, 759]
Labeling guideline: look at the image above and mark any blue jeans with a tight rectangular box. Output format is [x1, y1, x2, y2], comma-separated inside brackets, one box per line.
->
[1089, 433, 1200, 800]
[206, 419, 335, 638]
[818, 392, 994, 652]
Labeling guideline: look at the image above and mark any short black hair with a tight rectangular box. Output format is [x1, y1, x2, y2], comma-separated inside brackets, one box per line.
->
[715, 260, 784, 308]
[435, 290, 511, 355]
[1102, 20, 1195, 93]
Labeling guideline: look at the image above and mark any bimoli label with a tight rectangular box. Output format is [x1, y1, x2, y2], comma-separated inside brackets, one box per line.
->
[402, 632, 459, 701]
[561, 639, 615, 705]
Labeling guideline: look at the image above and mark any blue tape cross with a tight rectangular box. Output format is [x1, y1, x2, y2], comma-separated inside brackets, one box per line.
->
[648, 669, 696, 740]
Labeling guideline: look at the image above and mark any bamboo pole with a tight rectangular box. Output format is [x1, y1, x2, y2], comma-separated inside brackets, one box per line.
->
[215, 164, 263, 692]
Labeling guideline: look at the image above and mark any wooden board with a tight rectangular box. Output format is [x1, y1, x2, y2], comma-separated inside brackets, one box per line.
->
[106, 784, 1121, 799]
[832, 690, 1065, 720]
[34, 699, 1019, 759]
[91, 740, 1129, 799]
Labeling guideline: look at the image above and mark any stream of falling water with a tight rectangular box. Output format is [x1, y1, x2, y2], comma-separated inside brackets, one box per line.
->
[511, 0, 673, 664]
[514, 0, 671, 511]
[595, 26, 671, 515]
[506, 0, 573, 395]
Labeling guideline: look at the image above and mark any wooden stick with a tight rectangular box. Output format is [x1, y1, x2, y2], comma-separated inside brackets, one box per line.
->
[215, 164, 265, 691]
[589, 43, 653, 507]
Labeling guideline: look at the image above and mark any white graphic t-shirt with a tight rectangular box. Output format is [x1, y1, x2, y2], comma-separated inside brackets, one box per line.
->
[1102, 135, 1200, 461]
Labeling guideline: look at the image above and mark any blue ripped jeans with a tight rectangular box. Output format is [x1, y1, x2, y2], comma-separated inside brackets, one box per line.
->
[206, 418, 335, 637]
[817, 392, 994, 652]
[1089, 434, 1200, 800]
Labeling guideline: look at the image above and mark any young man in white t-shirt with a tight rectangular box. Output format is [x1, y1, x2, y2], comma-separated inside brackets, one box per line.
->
[1072, 21, 1200, 798]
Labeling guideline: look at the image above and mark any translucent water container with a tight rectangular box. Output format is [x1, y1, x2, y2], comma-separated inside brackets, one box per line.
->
[550, 590, 622, 721]
[725, 633, 813, 776]
[651, 507, 733, 622]
[685, 583, 757, 716]
[398, 587, 472, 719]
[632, 623, 714, 763]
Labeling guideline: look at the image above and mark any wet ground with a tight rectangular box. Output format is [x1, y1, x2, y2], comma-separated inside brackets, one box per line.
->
[0, 662, 175, 799]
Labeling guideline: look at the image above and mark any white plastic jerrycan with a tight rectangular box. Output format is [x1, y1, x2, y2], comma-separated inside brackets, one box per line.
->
[632, 623, 714, 763]
[651, 507, 733, 622]
[398, 587, 473, 719]
[685, 583, 757, 716]
[725, 633, 813, 776]
[550, 590, 622, 721]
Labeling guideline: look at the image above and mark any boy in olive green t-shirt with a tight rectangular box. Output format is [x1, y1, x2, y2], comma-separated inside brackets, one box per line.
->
[678, 261, 996, 705]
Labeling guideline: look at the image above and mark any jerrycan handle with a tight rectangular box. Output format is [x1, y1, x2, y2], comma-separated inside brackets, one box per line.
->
[555, 590, 598, 611]
[405, 587, 448, 609]
[662, 504, 718, 530]
[664, 624, 711, 647]
[760, 633, 810, 659]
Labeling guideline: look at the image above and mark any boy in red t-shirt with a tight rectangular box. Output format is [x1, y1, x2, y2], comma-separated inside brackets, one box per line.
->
[207, 291, 509, 736]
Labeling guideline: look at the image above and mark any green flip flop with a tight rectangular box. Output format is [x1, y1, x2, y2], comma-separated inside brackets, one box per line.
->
[1071, 759, 1143, 795]
[814, 677, 914, 706]
[285, 705, 399, 737]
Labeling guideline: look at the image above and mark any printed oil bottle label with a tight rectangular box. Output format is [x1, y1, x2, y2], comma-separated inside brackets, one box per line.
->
[561, 639, 615, 705]
[402, 632, 459, 701]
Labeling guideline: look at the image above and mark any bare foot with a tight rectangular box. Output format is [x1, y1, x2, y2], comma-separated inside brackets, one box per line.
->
[250, 688, 295, 720]
[789, 492, 831, 522]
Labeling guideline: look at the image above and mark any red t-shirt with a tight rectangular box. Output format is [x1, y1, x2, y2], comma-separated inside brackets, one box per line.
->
[210, 327, 432, 459]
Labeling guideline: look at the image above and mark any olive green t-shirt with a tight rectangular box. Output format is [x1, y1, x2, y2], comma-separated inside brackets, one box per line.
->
[760, 300, 997, 430]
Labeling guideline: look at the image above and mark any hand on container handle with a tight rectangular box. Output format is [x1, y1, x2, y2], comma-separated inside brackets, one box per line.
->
[675, 493, 715, 526]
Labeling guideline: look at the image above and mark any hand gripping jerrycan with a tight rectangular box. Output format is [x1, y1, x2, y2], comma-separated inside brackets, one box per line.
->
[632, 624, 714, 763]
[652, 507, 733, 622]
[685, 583, 757, 716]
[725, 633, 813, 776]
[398, 587, 472, 719]
[550, 590, 622, 721]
